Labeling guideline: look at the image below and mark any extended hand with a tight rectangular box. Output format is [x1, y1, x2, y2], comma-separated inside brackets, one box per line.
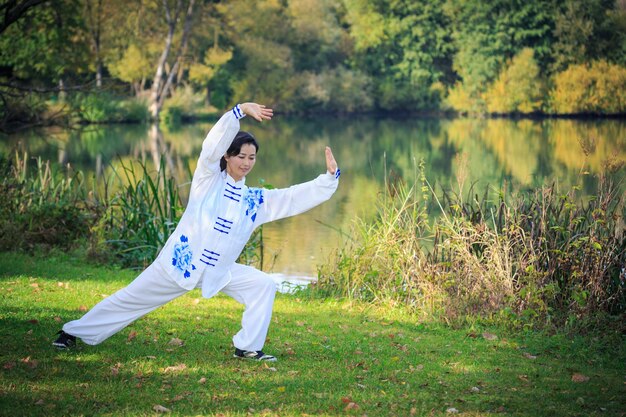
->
[240, 102, 273, 122]
[325, 146, 338, 175]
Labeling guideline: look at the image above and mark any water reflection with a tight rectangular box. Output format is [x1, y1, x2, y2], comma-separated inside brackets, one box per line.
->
[2, 116, 624, 279]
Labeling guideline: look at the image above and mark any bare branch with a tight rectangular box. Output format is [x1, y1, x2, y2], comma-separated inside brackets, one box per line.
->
[0, 0, 51, 34]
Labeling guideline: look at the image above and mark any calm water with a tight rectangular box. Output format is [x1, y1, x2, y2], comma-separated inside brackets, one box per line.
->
[2, 116, 625, 279]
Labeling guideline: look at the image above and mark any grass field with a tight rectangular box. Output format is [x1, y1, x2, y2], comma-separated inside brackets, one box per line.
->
[0, 252, 624, 416]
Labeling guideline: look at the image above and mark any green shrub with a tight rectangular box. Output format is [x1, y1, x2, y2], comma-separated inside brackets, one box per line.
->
[68, 93, 148, 123]
[118, 98, 149, 122]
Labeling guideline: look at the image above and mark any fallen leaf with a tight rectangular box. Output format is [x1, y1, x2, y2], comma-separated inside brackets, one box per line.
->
[78, 305, 88, 312]
[571, 373, 590, 383]
[127, 331, 138, 342]
[30, 283, 39, 288]
[470, 386, 480, 393]
[111, 362, 122, 376]
[153, 404, 170, 413]
[482, 332, 498, 341]
[20, 357, 38, 369]
[277, 386, 286, 392]
[446, 407, 459, 413]
[523, 352, 537, 360]
[410, 407, 417, 415]
[34, 399, 45, 406]
[198, 377, 207, 384]
[54, 316, 62, 323]
[3, 362, 16, 370]
[164, 363, 187, 373]
[344, 402, 359, 411]
[168, 338, 184, 347]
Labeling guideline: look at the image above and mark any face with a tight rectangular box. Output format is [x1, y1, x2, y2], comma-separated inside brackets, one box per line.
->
[225, 143, 257, 181]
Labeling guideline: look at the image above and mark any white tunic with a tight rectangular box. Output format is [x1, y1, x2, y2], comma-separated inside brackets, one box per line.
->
[155, 105, 340, 298]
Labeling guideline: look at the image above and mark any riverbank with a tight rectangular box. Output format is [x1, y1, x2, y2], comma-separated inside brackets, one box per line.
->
[0, 251, 624, 416]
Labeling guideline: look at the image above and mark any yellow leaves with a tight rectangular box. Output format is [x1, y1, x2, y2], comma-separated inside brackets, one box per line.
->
[188, 47, 233, 86]
[276, 386, 286, 392]
[551, 60, 626, 114]
[483, 48, 545, 114]
[109, 44, 153, 84]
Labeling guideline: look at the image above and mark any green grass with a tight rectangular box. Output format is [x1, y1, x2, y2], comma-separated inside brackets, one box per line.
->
[0, 252, 624, 417]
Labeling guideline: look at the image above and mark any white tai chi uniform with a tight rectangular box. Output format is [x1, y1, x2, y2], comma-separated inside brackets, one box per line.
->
[63, 105, 340, 351]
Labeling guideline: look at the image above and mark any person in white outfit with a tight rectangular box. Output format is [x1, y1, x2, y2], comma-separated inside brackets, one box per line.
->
[53, 102, 340, 361]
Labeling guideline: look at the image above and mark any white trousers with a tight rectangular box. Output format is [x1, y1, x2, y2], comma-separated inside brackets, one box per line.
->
[63, 262, 277, 351]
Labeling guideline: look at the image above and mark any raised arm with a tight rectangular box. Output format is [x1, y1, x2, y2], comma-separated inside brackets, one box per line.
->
[254, 146, 340, 224]
[197, 103, 273, 174]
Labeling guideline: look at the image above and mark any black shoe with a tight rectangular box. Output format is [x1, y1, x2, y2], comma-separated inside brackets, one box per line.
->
[52, 330, 76, 349]
[234, 348, 277, 362]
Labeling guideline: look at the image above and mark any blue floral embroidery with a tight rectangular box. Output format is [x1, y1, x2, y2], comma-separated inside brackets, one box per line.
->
[243, 188, 264, 222]
[171, 235, 196, 278]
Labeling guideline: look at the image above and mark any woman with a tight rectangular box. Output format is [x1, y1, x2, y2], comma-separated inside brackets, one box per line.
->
[53, 102, 340, 362]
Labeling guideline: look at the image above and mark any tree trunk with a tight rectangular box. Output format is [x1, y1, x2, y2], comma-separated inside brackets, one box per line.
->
[58, 78, 65, 102]
[85, 0, 103, 88]
[157, 0, 195, 112]
[149, 0, 182, 120]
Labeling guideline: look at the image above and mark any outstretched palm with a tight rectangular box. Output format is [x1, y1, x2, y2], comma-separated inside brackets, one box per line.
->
[240, 102, 273, 122]
[325, 147, 338, 175]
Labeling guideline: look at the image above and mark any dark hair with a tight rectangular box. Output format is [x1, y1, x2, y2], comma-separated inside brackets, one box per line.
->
[220, 131, 259, 171]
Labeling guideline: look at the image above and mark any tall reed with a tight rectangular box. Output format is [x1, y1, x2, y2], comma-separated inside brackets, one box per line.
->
[316, 160, 625, 331]
[95, 158, 184, 267]
[0, 154, 266, 270]
[0, 152, 95, 250]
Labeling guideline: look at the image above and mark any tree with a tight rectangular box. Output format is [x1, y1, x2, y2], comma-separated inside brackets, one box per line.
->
[0, 0, 90, 84]
[188, 46, 232, 105]
[444, 0, 554, 112]
[148, 0, 196, 119]
[550, 60, 626, 114]
[0, 0, 50, 34]
[484, 48, 545, 114]
[551, 0, 626, 72]
[108, 44, 153, 96]
[344, 0, 454, 111]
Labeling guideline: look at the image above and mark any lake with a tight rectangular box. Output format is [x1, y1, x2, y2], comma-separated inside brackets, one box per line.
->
[2, 115, 624, 282]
